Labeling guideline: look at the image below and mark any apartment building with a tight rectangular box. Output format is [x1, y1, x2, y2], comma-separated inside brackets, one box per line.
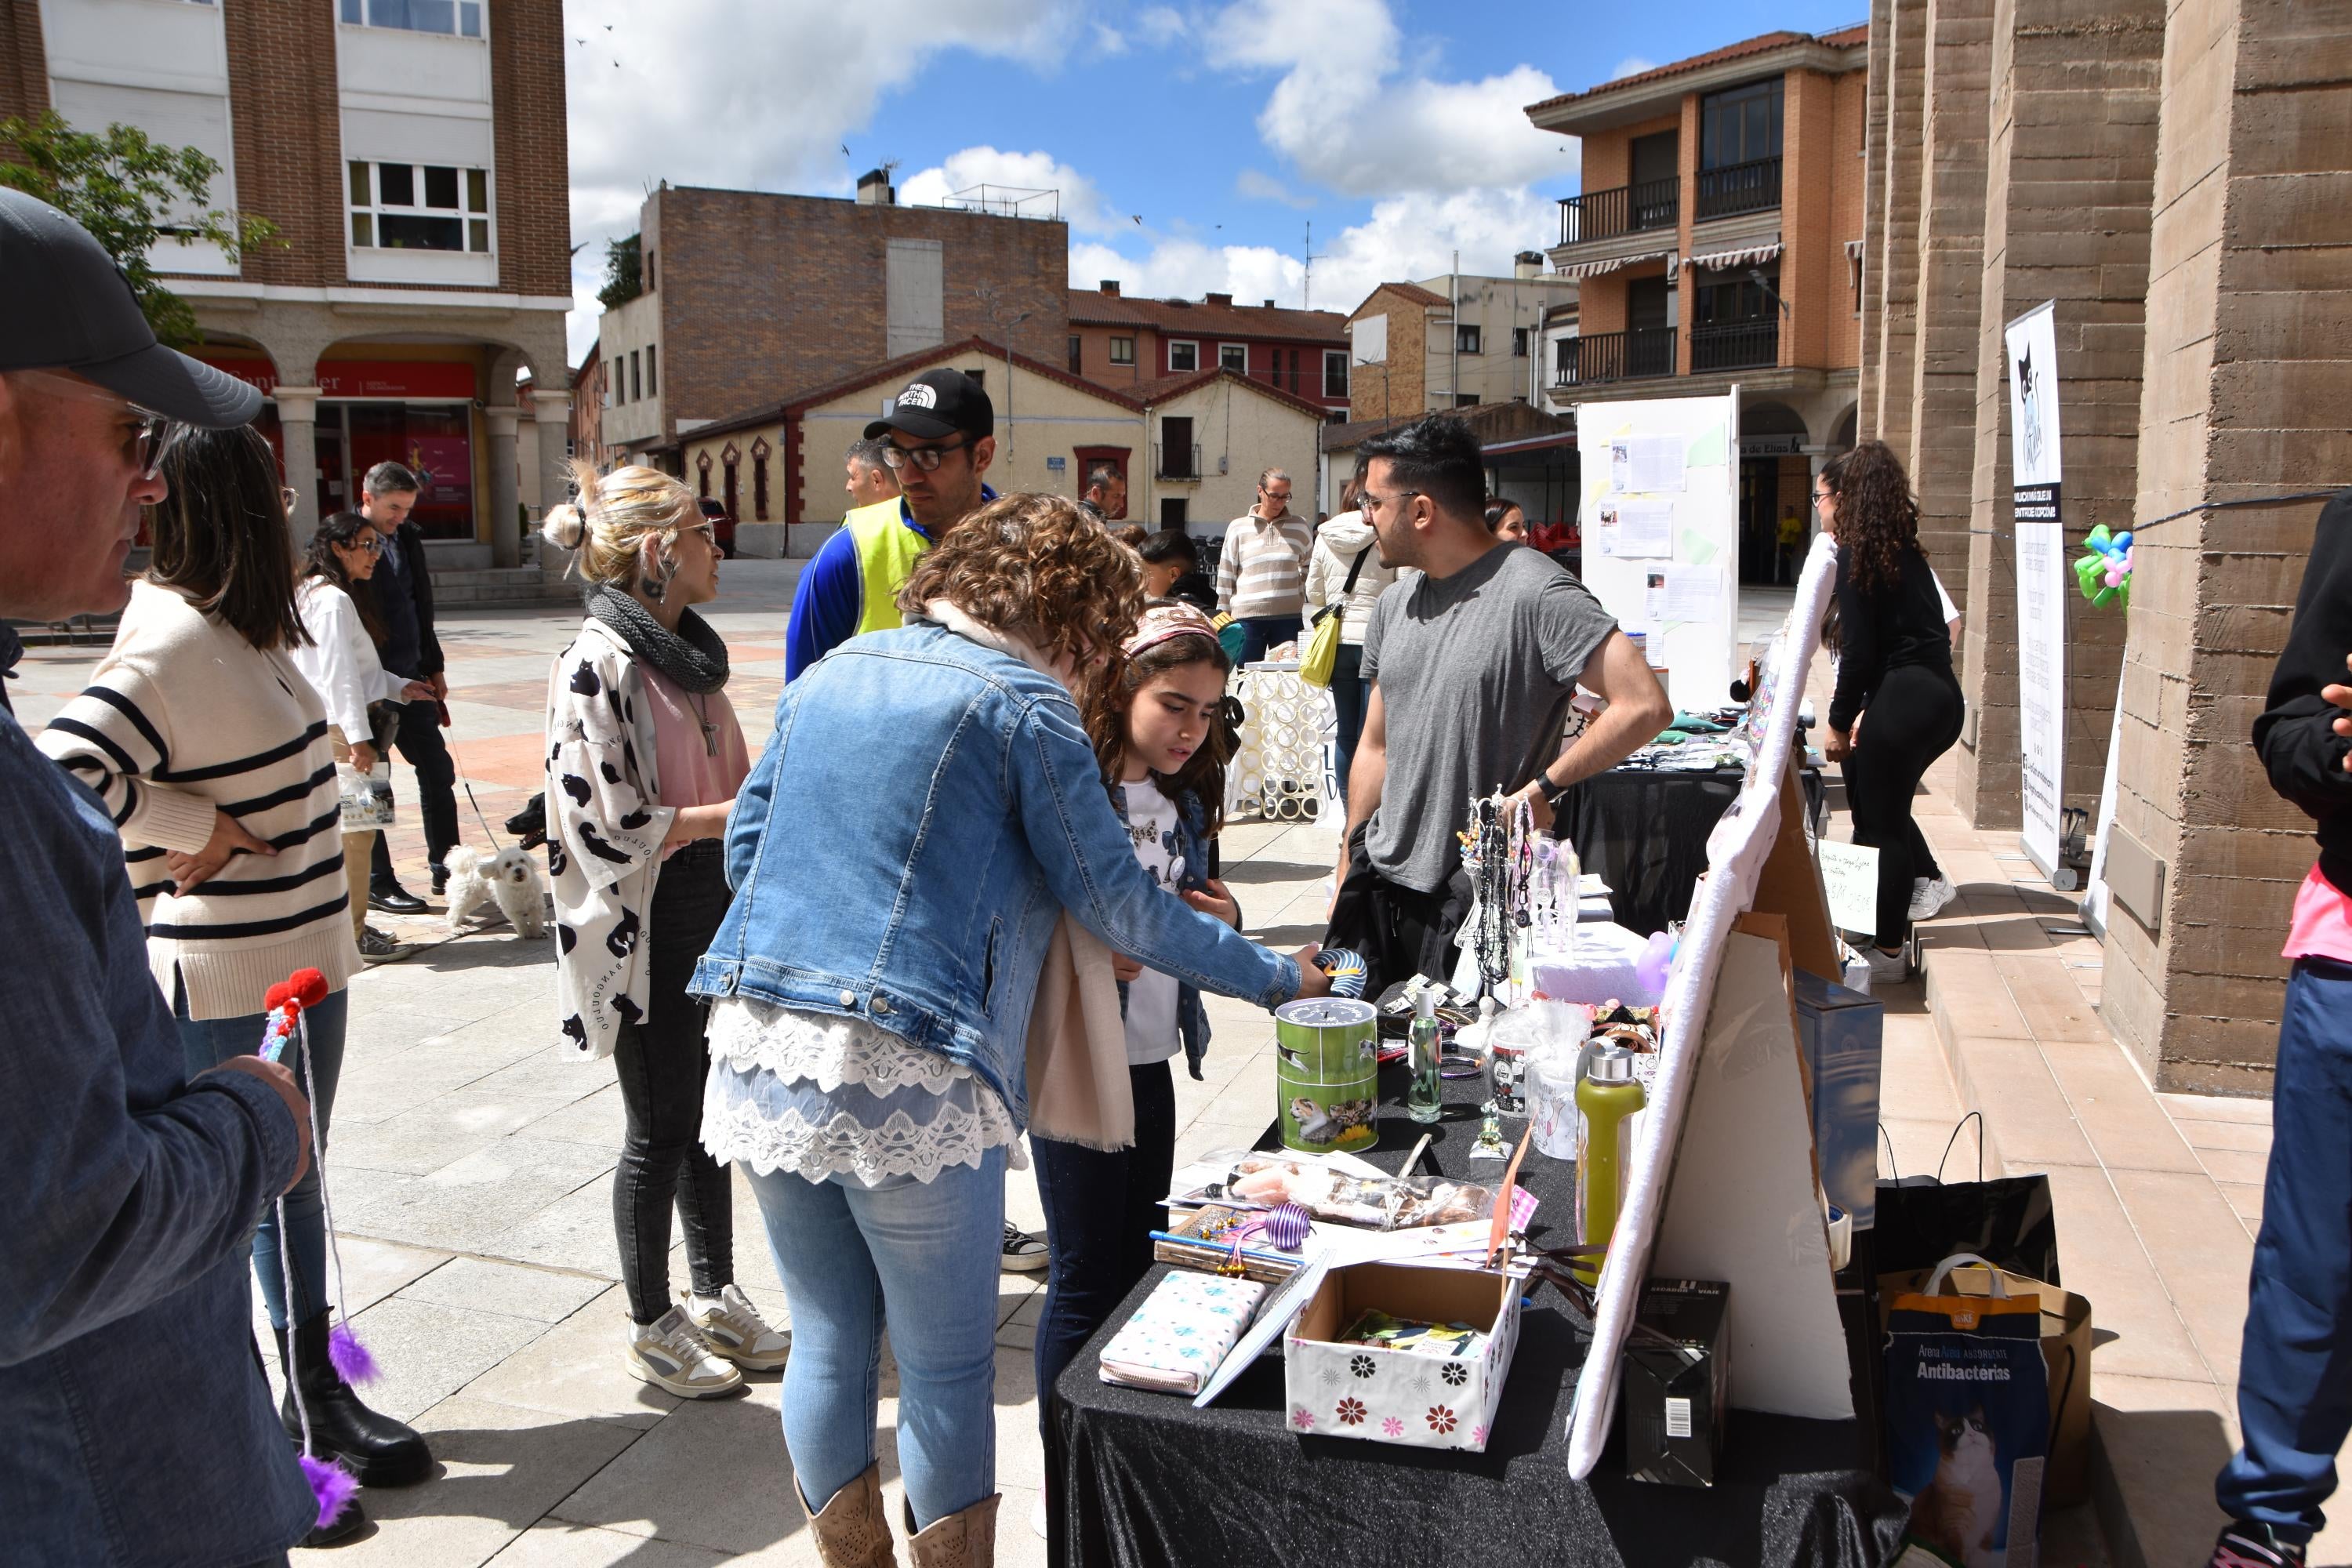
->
[1066, 283, 1351, 417]
[1527, 26, 1868, 584]
[2, 0, 575, 568]
[1341, 258, 1581, 423]
[597, 172, 1069, 470]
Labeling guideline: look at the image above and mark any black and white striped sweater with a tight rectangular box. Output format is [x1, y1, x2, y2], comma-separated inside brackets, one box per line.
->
[38, 581, 358, 1019]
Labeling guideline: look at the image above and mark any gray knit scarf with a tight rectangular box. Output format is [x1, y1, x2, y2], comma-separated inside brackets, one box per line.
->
[586, 583, 729, 695]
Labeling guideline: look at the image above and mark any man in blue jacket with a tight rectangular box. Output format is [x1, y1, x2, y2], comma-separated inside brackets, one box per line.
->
[0, 189, 325, 1561]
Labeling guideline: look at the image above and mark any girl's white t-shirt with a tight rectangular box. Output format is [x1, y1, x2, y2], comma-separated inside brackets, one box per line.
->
[1120, 775, 1185, 1065]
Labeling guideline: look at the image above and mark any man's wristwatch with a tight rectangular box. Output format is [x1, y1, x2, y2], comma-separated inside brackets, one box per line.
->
[1536, 774, 1572, 811]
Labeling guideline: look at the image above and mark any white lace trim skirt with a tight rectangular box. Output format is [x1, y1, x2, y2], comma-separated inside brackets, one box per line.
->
[699, 996, 1026, 1186]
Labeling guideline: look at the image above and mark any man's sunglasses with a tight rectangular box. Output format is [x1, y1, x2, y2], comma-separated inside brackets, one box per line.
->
[16, 369, 188, 480]
[882, 438, 971, 474]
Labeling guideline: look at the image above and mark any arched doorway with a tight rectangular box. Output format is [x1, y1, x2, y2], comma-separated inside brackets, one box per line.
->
[1737, 400, 1809, 586]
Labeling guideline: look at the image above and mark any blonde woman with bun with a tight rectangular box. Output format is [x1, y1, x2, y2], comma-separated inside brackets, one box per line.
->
[539, 463, 789, 1399]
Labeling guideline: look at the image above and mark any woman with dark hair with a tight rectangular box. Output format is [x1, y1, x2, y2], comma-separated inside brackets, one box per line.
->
[288, 510, 431, 960]
[1484, 496, 1530, 546]
[38, 426, 430, 1541]
[1817, 439, 1966, 985]
[693, 492, 1327, 1562]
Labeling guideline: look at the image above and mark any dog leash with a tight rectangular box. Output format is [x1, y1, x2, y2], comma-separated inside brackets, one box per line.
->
[438, 708, 504, 852]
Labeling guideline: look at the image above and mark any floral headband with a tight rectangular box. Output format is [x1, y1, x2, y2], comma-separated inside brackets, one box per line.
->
[1123, 602, 1221, 660]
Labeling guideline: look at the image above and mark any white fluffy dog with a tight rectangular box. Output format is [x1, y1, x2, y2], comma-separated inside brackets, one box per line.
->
[444, 844, 549, 938]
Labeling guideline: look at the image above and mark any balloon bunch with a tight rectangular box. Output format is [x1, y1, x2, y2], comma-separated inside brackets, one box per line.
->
[2074, 525, 2134, 609]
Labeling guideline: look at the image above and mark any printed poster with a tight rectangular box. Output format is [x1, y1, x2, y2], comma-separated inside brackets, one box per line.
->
[2004, 301, 2067, 884]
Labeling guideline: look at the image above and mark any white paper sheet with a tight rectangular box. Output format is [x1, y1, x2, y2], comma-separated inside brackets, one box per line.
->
[1595, 499, 1673, 558]
[1610, 434, 1687, 494]
[1817, 839, 1882, 935]
[1661, 564, 1723, 624]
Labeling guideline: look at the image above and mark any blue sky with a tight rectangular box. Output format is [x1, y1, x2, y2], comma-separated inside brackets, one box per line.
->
[563, 0, 1867, 361]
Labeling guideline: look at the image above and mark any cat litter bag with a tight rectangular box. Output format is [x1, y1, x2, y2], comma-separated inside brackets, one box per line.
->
[1884, 1253, 2049, 1568]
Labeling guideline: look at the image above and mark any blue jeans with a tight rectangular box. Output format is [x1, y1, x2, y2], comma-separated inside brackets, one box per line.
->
[2218, 955, 2352, 1544]
[1236, 614, 1302, 666]
[745, 1149, 1006, 1529]
[176, 982, 349, 1332]
[1329, 642, 1367, 807]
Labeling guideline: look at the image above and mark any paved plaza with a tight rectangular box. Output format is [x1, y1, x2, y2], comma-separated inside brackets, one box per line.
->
[9, 564, 2339, 1566]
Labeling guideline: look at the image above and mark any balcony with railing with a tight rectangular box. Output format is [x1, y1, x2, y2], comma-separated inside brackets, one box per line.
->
[1155, 441, 1203, 481]
[1693, 156, 1782, 221]
[1555, 327, 1679, 388]
[1556, 176, 1679, 248]
[1689, 318, 1780, 373]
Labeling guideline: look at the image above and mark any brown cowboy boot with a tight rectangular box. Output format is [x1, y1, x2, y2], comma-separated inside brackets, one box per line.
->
[802, 1463, 897, 1568]
[903, 1493, 1001, 1568]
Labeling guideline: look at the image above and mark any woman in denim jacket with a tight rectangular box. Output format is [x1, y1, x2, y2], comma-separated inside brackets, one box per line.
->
[693, 495, 1327, 1564]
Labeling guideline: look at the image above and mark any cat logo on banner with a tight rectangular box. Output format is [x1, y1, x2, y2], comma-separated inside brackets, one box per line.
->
[1885, 1254, 2049, 1567]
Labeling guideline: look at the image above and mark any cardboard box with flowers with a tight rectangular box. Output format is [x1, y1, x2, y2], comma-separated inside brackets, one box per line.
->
[1284, 1261, 1521, 1453]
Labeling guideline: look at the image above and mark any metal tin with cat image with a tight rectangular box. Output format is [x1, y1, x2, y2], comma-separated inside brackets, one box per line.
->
[1275, 997, 1380, 1154]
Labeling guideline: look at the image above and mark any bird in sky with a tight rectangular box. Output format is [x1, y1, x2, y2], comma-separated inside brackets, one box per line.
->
[1131, 214, 1144, 226]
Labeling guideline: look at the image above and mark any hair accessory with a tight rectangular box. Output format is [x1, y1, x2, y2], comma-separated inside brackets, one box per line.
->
[1123, 602, 1221, 659]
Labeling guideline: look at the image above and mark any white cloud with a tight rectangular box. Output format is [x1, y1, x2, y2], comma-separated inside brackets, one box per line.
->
[899, 147, 1123, 234]
[1235, 169, 1315, 209]
[1134, 5, 1188, 45]
[1202, 0, 1569, 197]
[561, 0, 1077, 362]
[1611, 56, 1659, 80]
[1090, 20, 1129, 55]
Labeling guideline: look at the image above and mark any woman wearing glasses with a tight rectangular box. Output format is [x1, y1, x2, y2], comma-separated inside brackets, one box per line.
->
[38, 426, 432, 1541]
[1814, 440, 1966, 985]
[539, 463, 791, 1400]
[287, 511, 432, 960]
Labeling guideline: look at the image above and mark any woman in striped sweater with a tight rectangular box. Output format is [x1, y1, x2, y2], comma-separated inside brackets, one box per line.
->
[38, 425, 430, 1503]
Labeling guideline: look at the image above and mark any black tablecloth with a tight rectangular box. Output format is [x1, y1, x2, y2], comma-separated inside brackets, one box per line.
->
[1556, 763, 1826, 937]
[1048, 1065, 1906, 1567]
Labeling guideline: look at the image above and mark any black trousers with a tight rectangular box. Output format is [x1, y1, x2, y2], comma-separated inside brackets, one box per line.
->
[1323, 820, 1474, 1000]
[368, 696, 459, 885]
[1032, 1061, 1178, 1420]
[1842, 662, 1965, 946]
[611, 841, 735, 1324]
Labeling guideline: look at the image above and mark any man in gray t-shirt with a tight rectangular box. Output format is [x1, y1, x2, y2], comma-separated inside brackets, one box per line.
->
[1327, 416, 1672, 994]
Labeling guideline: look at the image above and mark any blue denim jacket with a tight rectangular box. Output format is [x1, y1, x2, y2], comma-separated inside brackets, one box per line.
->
[1, 637, 316, 1566]
[689, 622, 1298, 1124]
[1109, 780, 1221, 1081]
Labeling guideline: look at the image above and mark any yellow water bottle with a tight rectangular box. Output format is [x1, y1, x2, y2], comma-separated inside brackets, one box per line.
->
[1573, 1045, 1646, 1285]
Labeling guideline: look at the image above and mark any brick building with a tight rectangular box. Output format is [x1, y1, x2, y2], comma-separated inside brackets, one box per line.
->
[1343, 261, 1581, 423]
[1860, 0, 2352, 1095]
[2, 0, 575, 572]
[1526, 26, 1869, 584]
[597, 173, 1069, 470]
[1065, 283, 1351, 417]
[568, 343, 606, 471]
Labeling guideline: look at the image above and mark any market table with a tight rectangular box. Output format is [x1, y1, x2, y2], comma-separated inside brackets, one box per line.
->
[1047, 1065, 1906, 1568]
[1554, 760, 1827, 937]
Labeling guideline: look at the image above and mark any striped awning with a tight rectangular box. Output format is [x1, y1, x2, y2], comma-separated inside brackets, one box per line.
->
[1556, 248, 1676, 281]
[1682, 241, 1784, 274]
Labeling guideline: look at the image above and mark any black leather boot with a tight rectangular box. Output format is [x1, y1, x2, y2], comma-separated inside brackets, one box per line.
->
[296, 1494, 368, 1549]
[274, 1312, 433, 1487]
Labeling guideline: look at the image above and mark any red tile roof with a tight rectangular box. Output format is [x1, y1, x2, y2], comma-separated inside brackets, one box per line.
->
[1120, 365, 1337, 421]
[1067, 289, 1348, 343]
[1525, 25, 1865, 116]
[1356, 281, 1450, 314]
[690, 336, 1145, 441]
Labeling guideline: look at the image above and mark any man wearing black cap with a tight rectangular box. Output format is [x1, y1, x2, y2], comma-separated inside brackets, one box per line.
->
[783, 366, 999, 682]
[0, 189, 324, 1560]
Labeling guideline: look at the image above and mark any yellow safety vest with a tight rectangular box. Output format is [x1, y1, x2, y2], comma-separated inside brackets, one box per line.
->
[844, 500, 929, 636]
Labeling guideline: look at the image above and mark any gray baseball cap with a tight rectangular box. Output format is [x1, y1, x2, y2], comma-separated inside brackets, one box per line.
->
[0, 187, 260, 426]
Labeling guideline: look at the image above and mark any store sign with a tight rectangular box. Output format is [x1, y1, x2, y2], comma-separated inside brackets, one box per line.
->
[201, 358, 479, 401]
[2004, 300, 2067, 884]
[1739, 434, 1804, 458]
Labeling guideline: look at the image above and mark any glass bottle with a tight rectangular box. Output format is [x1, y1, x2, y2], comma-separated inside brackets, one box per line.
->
[1406, 985, 1443, 1124]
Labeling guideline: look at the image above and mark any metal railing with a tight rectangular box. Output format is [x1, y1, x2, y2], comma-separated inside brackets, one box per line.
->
[1694, 156, 1782, 220]
[1155, 441, 1203, 481]
[1689, 318, 1780, 372]
[1556, 328, 1679, 387]
[1557, 176, 1680, 247]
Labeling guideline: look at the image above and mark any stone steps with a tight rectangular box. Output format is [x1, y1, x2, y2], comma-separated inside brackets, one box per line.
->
[427, 566, 579, 610]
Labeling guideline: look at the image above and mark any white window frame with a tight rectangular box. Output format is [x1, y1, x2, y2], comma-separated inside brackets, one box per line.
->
[1109, 336, 1135, 365]
[1218, 343, 1248, 372]
[1167, 339, 1200, 373]
[339, 0, 485, 39]
[348, 157, 494, 257]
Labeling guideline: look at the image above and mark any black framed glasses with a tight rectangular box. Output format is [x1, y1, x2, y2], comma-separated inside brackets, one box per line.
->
[1360, 488, 1418, 515]
[882, 438, 971, 473]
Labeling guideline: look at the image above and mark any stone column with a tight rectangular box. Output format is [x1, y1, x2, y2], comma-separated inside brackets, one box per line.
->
[2100, 0, 2352, 1093]
[531, 389, 573, 576]
[1904, 0, 1992, 619]
[273, 386, 323, 546]
[1951, 0, 2162, 830]
[1869, 0, 1929, 456]
[485, 404, 521, 568]
[1858, 0, 1894, 437]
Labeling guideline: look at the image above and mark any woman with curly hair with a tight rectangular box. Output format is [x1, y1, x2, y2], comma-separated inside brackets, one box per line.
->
[693, 493, 1327, 1563]
[1818, 440, 1966, 985]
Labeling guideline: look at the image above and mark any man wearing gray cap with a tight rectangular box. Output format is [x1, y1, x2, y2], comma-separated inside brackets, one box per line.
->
[0, 189, 328, 1559]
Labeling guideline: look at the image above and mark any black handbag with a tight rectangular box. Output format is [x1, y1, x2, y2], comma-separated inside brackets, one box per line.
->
[1873, 1113, 2062, 1286]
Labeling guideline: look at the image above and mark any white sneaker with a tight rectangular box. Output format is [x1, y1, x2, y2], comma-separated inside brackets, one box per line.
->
[1000, 1221, 1050, 1273]
[1908, 875, 1958, 922]
[1864, 946, 1911, 989]
[684, 1283, 792, 1371]
[625, 1307, 744, 1398]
